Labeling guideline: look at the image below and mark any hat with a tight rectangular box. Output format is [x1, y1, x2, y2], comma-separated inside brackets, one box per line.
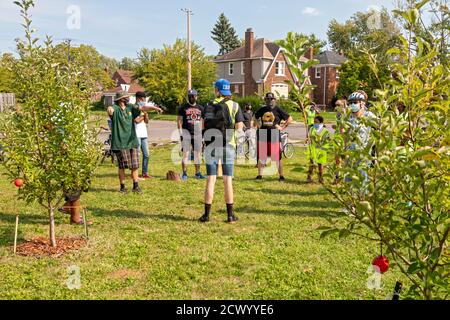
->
[187, 89, 198, 96]
[265, 92, 276, 100]
[115, 91, 131, 102]
[214, 79, 232, 96]
[136, 91, 147, 99]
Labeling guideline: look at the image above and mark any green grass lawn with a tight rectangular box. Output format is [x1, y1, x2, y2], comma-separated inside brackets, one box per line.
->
[0, 146, 405, 300]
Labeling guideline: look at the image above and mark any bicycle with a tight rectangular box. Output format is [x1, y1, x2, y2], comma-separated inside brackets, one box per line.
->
[100, 125, 115, 165]
[280, 131, 295, 159]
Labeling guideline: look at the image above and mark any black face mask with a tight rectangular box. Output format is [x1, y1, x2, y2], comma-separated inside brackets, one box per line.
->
[188, 96, 197, 105]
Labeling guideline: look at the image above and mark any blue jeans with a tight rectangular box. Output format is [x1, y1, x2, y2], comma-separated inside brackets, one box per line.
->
[204, 145, 236, 177]
[138, 138, 149, 175]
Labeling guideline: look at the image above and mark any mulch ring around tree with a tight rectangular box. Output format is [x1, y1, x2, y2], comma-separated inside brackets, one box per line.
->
[15, 237, 87, 258]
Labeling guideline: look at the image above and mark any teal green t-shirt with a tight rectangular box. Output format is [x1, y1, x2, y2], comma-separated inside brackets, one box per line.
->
[110, 103, 141, 150]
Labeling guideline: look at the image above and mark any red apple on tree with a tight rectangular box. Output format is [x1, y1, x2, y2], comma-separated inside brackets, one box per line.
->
[14, 178, 24, 188]
[372, 255, 390, 274]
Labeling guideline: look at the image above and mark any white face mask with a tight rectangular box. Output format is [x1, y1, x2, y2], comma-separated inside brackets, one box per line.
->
[351, 103, 361, 113]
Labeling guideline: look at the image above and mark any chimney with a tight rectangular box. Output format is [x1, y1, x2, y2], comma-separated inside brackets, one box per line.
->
[244, 28, 257, 96]
[305, 47, 314, 60]
[245, 28, 254, 58]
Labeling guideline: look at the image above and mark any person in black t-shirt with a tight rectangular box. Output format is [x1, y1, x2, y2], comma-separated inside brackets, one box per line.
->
[177, 89, 205, 181]
[254, 92, 293, 181]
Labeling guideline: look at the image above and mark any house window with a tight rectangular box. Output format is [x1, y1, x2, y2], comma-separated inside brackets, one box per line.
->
[275, 61, 285, 76]
[241, 61, 245, 75]
[229, 63, 234, 75]
[315, 67, 321, 79]
[234, 84, 240, 94]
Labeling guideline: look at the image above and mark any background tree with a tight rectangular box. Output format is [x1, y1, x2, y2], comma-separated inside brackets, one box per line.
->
[54, 44, 115, 91]
[327, 7, 401, 58]
[119, 57, 138, 71]
[0, 53, 15, 92]
[136, 39, 216, 113]
[211, 13, 241, 55]
[322, 0, 449, 299]
[336, 52, 391, 100]
[0, 0, 102, 247]
[329, 7, 401, 100]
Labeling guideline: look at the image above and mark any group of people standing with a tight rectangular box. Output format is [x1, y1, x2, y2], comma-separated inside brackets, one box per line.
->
[61, 80, 375, 226]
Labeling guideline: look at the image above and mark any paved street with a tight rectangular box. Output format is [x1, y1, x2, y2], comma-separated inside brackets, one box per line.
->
[99, 120, 336, 146]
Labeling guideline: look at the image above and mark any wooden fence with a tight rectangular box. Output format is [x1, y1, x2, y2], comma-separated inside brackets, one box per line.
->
[0, 93, 16, 112]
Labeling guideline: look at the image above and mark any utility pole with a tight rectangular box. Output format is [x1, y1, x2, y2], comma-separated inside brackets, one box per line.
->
[181, 9, 193, 90]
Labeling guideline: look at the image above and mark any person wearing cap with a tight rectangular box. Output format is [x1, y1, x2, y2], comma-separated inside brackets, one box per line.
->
[254, 92, 293, 181]
[107, 91, 163, 194]
[134, 91, 162, 180]
[177, 89, 205, 181]
[199, 79, 244, 224]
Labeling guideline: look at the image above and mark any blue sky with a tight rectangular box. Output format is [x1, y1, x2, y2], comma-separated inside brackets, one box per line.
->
[0, 0, 397, 60]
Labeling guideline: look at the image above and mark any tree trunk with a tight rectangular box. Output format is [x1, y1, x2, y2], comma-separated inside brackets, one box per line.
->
[48, 205, 56, 247]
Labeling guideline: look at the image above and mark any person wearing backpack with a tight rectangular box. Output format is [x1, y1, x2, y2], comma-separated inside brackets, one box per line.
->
[199, 79, 244, 224]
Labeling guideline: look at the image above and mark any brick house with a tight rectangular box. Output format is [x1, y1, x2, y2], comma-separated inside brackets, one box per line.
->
[103, 70, 145, 106]
[310, 51, 347, 108]
[214, 28, 313, 98]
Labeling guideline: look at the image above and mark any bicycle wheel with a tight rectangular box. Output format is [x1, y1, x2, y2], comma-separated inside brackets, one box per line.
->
[283, 143, 295, 159]
[243, 140, 250, 160]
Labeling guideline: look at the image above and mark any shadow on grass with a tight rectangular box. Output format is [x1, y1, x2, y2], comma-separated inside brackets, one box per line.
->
[152, 213, 194, 222]
[0, 212, 46, 247]
[89, 207, 148, 219]
[237, 205, 340, 219]
[242, 188, 328, 197]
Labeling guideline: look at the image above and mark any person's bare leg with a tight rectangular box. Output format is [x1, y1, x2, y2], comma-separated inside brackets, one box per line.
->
[200, 175, 216, 222]
[70, 199, 81, 223]
[131, 169, 139, 182]
[258, 161, 265, 176]
[194, 151, 202, 174]
[205, 175, 216, 204]
[119, 169, 125, 184]
[182, 151, 190, 174]
[278, 160, 284, 177]
[318, 164, 324, 183]
[223, 176, 234, 204]
[224, 175, 237, 222]
[307, 161, 314, 182]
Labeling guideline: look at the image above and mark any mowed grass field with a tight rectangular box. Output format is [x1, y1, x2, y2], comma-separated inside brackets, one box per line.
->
[0, 145, 406, 300]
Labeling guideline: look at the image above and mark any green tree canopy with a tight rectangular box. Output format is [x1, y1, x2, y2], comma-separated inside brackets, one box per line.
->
[136, 39, 216, 113]
[0, 53, 15, 92]
[211, 13, 241, 56]
[53, 44, 115, 91]
[1, 0, 102, 247]
[327, 7, 401, 59]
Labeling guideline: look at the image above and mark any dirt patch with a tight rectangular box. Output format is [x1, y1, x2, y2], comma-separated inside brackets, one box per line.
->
[15, 236, 87, 258]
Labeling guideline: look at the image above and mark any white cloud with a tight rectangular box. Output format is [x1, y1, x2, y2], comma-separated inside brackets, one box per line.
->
[302, 7, 321, 16]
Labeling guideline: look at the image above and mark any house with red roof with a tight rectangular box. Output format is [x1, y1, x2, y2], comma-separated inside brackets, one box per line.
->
[103, 70, 145, 106]
[214, 28, 314, 98]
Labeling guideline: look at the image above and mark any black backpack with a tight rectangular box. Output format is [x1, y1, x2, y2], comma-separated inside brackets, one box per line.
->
[203, 100, 238, 144]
